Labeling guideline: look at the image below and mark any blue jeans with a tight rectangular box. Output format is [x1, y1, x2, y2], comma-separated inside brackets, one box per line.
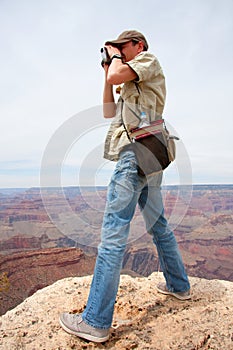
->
[82, 150, 190, 329]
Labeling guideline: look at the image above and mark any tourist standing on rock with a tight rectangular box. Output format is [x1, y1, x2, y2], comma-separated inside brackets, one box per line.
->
[59, 30, 191, 343]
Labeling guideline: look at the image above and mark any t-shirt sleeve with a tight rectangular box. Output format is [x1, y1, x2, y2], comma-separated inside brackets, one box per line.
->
[126, 52, 160, 83]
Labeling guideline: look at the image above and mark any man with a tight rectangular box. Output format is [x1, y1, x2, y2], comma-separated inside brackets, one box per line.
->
[60, 30, 190, 343]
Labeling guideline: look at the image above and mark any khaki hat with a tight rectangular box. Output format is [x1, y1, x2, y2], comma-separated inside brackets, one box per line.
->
[105, 30, 148, 50]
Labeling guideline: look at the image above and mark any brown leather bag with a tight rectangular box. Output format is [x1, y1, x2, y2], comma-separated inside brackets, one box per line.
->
[129, 119, 177, 176]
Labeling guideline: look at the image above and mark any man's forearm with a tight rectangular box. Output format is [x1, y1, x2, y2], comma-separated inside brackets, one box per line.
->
[103, 80, 116, 118]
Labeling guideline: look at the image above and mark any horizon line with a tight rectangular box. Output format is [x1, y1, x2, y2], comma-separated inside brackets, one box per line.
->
[1, 183, 233, 190]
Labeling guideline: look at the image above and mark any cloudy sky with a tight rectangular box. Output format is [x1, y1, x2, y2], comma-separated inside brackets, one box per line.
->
[0, 0, 232, 188]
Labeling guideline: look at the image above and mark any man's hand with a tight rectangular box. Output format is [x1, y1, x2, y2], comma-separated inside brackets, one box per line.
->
[105, 45, 121, 58]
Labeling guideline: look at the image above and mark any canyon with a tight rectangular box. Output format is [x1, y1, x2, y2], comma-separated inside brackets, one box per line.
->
[0, 247, 95, 315]
[0, 184, 232, 315]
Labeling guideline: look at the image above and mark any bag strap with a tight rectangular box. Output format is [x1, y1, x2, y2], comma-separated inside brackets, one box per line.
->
[121, 84, 179, 144]
[120, 83, 165, 141]
[120, 98, 132, 143]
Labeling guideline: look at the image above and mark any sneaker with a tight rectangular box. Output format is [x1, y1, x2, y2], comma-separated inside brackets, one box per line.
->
[156, 283, 191, 300]
[59, 313, 110, 343]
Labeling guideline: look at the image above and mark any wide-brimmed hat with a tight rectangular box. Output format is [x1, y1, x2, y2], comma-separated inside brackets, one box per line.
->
[105, 30, 148, 50]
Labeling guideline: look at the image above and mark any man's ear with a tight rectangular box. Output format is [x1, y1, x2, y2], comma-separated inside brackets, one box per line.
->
[138, 41, 145, 53]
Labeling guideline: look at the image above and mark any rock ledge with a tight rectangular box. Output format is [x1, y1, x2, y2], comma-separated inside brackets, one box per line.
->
[0, 272, 232, 349]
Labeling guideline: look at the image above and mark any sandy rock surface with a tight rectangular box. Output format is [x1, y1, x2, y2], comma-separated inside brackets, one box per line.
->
[0, 272, 232, 349]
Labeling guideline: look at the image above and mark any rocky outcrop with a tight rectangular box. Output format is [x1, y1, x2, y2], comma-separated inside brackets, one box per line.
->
[0, 272, 232, 349]
[0, 248, 95, 315]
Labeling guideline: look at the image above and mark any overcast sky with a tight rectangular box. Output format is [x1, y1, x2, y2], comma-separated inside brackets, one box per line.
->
[0, 0, 232, 188]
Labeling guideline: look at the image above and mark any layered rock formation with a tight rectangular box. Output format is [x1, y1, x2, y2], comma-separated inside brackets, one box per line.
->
[0, 248, 95, 315]
[123, 246, 159, 276]
[0, 273, 232, 349]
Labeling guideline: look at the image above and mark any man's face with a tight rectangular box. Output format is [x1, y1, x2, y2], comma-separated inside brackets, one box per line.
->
[119, 41, 141, 62]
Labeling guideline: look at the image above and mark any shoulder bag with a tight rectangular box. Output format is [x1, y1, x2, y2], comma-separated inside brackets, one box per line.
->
[120, 99, 178, 177]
